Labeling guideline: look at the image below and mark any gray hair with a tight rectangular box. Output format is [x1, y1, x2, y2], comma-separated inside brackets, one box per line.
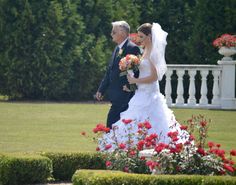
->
[112, 21, 130, 34]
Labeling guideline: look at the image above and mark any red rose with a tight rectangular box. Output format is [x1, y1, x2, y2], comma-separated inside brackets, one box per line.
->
[155, 145, 165, 153]
[144, 121, 152, 129]
[200, 121, 207, 127]
[184, 141, 191, 145]
[106, 161, 112, 167]
[180, 125, 188, 130]
[140, 156, 146, 160]
[137, 129, 143, 135]
[137, 140, 145, 151]
[230, 149, 236, 156]
[93, 128, 98, 133]
[105, 144, 112, 150]
[104, 127, 110, 133]
[123, 166, 129, 172]
[208, 141, 215, 148]
[167, 131, 178, 138]
[122, 119, 133, 124]
[189, 135, 195, 141]
[149, 133, 158, 140]
[197, 147, 206, 156]
[175, 143, 183, 152]
[216, 149, 225, 158]
[93, 123, 110, 133]
[146, 160, 159, 170]
[138, 123, 143, 129]
[172, 137, 179, 142]
[129, 150, 136, 156]
[119, 143, 126, 149]
[223, 163, 234, 173]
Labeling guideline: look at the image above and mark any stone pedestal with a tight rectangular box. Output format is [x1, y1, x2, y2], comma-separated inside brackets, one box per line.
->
[217, 60, 236, 109]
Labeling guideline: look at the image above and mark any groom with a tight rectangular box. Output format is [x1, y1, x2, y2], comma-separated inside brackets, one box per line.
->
[96, 21, 141, 129]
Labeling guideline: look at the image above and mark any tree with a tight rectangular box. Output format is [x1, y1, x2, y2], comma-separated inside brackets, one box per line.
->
[187, 0, 236, 64]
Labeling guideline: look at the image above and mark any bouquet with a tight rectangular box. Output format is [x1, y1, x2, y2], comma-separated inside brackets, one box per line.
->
[213, 34, 236, 48]
[119, 54, 140, 91]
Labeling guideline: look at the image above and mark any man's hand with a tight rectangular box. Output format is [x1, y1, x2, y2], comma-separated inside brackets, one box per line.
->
[95, 91, 103, 101]
[127, 74, 137, 84]
[123, 85, 131, 92]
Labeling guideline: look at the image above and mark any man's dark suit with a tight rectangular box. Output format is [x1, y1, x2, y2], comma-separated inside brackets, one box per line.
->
[98, 39, 141, 128]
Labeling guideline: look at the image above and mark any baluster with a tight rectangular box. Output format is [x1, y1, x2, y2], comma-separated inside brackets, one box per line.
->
[188, 70, 196, 105]
[212, 70, 220, 105]
[165, 70, 172, 105]
[176, 70, 185, 105]
[199, 70, 208, 105]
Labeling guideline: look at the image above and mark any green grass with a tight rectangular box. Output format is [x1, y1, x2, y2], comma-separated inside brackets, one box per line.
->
[0, 102, 235, 153]
[0, 95, 8, 100]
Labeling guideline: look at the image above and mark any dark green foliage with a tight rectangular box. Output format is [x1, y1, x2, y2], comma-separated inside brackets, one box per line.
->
[187, 0, 236, 64]
[0, 0, 80, 99]
[42, 152, 106, 181]
[0, 154, 52, 185]
[0, 0, 235, 100]
[72, 169, 236, 185]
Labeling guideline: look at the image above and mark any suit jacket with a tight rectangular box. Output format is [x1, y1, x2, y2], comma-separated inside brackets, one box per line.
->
[98, 39, 141, 105]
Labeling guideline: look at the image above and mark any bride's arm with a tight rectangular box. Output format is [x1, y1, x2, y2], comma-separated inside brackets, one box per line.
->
[127, 62, 158, 84]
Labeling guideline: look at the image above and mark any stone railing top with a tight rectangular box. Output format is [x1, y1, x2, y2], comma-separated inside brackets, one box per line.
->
[217, 60, 236, 65]
[167, 64, 221, 70]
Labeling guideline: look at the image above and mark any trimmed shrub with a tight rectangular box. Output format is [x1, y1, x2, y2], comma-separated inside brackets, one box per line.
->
[72, 169, 236, 185]
[41, 152, 105, 181]
[0, 154, 52, 185]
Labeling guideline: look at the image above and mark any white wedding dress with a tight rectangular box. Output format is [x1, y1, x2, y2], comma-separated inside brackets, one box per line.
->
[99, 58, 187, 151]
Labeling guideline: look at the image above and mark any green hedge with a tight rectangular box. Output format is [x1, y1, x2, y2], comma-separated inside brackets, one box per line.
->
[72, 170, 236, 185]
[41, 152, 106, 181]
[0, 154, 52, 185]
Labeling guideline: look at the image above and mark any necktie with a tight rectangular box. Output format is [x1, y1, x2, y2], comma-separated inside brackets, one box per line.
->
[111, 46, 120, 68]
[114, 46, 120, 57]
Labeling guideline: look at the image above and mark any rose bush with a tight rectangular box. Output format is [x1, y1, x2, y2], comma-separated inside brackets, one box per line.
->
[84, 115, 235, 175]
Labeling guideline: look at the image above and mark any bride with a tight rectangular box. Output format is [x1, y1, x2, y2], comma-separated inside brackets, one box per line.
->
[99, 23, 188, 151]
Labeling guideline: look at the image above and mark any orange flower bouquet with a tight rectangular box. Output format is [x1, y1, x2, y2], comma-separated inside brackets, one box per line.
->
[119, 54, 141, 91]
[119, 54, 140, 74]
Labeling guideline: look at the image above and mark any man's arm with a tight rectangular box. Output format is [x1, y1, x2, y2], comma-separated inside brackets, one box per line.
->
[96, 65, 110, 100]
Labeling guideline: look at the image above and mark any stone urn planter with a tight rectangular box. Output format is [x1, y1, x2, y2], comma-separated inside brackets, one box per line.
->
[218, 46, 236, 61]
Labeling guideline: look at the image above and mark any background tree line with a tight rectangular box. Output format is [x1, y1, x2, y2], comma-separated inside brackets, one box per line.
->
[0, 0, 235, 100]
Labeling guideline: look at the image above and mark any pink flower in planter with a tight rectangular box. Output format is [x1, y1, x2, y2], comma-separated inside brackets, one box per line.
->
[213, 34, 236, 48]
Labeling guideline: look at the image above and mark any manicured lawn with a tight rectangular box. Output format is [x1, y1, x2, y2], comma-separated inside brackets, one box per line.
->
[0, 102, 235, 153]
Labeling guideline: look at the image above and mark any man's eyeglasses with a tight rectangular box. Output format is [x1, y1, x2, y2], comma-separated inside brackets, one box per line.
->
[111, 29, 124, 35]
[111, 30, 117, 35]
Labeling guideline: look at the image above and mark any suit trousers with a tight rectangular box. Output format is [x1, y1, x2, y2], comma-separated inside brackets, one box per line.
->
[106, 103, 128, 128]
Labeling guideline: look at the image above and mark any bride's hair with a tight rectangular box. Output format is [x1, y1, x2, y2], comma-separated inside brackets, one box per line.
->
[137, 23, 152, 36]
